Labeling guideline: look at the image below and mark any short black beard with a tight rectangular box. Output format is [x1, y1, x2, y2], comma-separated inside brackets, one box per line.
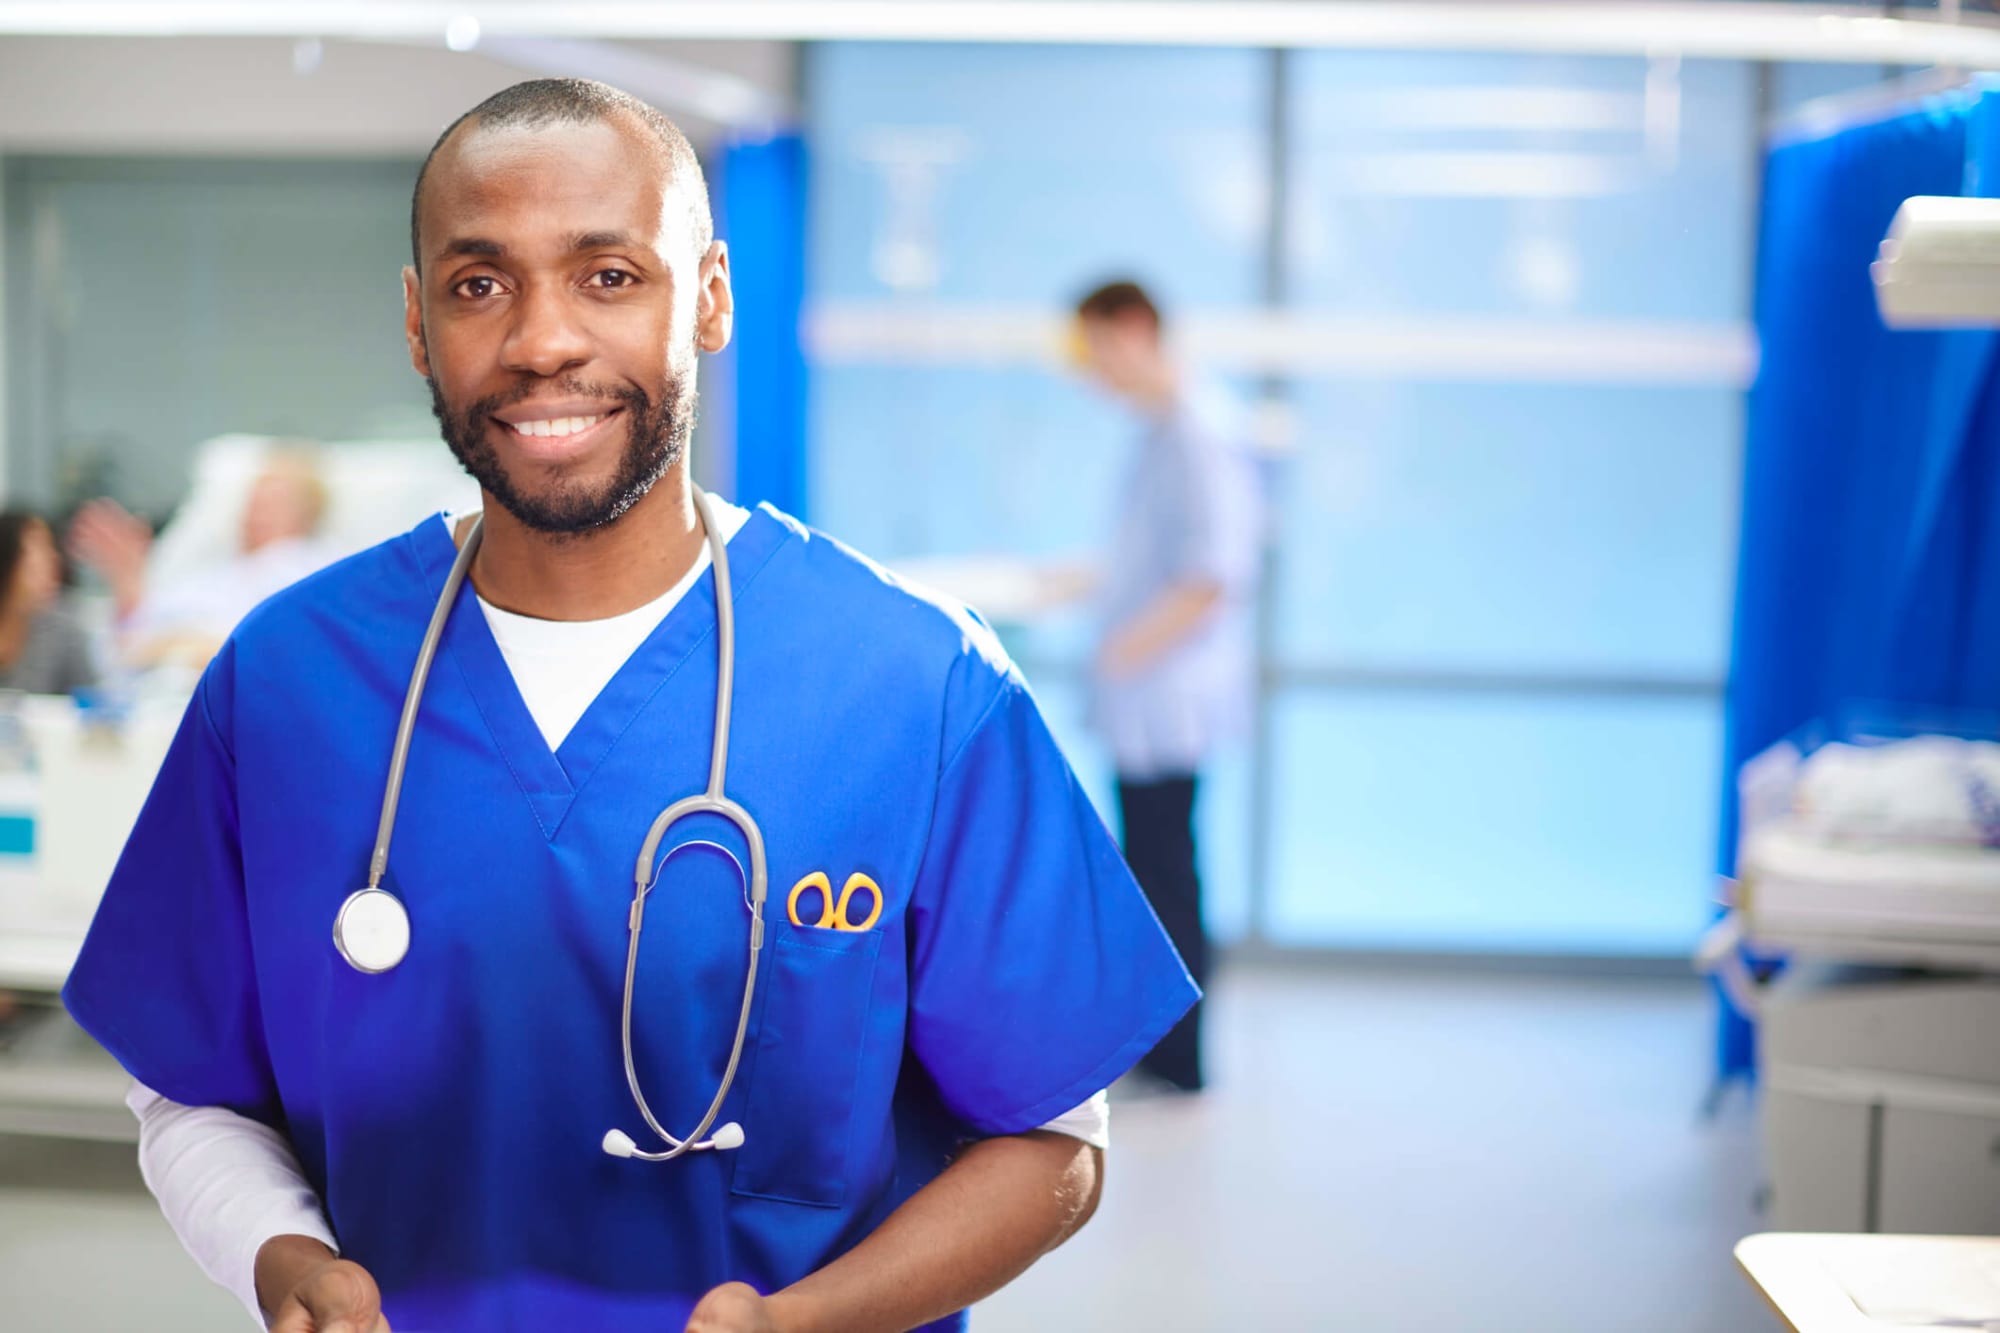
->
[428, 367, 693, 537]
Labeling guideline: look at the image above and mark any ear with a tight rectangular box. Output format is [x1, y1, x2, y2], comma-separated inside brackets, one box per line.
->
[694, 241, 734, 355]
[402, 267, 432, 379]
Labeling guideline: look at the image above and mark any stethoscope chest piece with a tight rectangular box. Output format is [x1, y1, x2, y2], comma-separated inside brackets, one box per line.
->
[334, 887, 411, 974]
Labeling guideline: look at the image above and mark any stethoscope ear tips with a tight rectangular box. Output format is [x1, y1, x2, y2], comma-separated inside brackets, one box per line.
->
[602, 1122, 744, 1158]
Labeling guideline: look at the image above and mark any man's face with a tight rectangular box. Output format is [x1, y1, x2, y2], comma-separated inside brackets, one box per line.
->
[1076, 312, 1160, 402]
[403, 114, 732, 535]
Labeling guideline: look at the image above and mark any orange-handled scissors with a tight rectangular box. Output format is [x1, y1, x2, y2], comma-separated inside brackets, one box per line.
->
[786, 871, 883, 932]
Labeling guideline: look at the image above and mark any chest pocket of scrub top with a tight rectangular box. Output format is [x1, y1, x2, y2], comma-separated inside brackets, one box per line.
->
[730, 919, 885, 1208]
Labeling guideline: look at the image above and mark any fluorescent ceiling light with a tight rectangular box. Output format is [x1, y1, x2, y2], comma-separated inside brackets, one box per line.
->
[3, 3, 2000, 68]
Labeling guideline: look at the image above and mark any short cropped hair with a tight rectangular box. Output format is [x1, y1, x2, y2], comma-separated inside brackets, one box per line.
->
[409, 78, 713, 273]
[1075, 279, 1162, 330]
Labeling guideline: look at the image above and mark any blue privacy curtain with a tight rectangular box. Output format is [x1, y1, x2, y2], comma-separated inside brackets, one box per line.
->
[1718, 79, 2000, 1079]
[715, 133, 810, 520]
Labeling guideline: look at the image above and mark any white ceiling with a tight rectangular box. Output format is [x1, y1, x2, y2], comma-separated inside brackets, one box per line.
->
[0, 36, 795, 155]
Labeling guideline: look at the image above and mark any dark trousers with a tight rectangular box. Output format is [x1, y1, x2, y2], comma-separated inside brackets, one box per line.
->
[1116, 773, 1207, 1091]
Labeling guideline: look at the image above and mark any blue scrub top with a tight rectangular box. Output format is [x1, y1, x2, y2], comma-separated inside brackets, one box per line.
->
[64, 505, 1196, 1332]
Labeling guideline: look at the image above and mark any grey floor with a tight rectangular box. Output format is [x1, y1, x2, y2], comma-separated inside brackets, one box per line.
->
[0, 965, 1777, 1332]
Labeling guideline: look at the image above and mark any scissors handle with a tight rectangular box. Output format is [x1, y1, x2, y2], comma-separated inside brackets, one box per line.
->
[786, 871, 882, 932]
[834, 873, 883, 932]
[787, 872, 833, 928]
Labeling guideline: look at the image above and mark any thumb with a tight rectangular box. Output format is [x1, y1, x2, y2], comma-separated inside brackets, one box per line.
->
[299, 1261, 384, 1329]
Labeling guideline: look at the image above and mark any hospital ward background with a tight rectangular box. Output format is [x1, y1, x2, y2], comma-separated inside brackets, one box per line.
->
[2, 5, 2000, 1330]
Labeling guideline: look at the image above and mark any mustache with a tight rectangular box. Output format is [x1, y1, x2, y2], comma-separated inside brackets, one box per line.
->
[458, 377, 649, 422]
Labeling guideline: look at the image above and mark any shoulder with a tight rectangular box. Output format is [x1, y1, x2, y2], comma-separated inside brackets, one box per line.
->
[757, 506, 1021, 739]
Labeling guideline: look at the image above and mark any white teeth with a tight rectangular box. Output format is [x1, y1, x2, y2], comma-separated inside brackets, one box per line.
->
[512, 414, 602, 439]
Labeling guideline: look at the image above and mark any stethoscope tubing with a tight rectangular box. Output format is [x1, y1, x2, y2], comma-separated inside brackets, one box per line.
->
[355, 488, 761, 1162]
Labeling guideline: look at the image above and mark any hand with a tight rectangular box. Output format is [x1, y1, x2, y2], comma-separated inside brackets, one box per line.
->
[684, 1281, 783, 1333]
[1095, 628, 1151, 683]
[259, 1236, 391, 1333]
[65, 498, 153, 615]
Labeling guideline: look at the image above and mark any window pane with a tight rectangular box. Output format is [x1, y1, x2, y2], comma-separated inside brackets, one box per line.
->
[808, 43, 1267, 306]
[1288, 53, 1755, 321]
[1267, 687, 1722, 953]
[8, 159, 429, 510]
[808, 365, 1129, 563]
[1275, 381, 1738, 678]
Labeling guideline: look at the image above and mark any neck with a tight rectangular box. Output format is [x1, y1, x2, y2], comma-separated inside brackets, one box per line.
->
[468, 464, 706, 621]
[1132, 360, 1181, 416]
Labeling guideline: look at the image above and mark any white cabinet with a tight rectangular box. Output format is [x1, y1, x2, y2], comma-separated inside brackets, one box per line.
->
[1761, 973, 2000, 1234]
[1880, 1105, 2000, 1235]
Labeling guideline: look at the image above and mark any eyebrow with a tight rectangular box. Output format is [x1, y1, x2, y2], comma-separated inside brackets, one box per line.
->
[567, 229, 636, 252]
[436, 236, 503, 263]
[434, 230, 639, 265]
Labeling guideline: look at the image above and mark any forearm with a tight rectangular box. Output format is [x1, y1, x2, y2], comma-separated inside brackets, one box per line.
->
[767, 1132, 1103, 1333]
[127, 1082, 336, 1326]
[1106, 579, 1223, 674]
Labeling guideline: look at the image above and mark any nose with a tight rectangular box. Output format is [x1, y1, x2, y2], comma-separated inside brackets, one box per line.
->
[500, 281, 591, 379]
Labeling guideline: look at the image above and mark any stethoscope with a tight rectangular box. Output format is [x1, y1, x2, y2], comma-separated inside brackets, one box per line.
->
[331, 488, 765, 1162]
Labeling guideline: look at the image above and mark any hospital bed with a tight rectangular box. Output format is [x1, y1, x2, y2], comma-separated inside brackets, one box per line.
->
[1701, 719, 2000, 1236]
[0, 435, 478, 1141]
[147, 432, 480, 588]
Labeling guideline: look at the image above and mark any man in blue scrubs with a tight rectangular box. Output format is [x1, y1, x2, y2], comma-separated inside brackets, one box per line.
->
[63, 80, 1194, 1333]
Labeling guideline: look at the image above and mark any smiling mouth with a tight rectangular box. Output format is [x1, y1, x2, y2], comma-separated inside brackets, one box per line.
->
[495, 406, 623, 439]
[489, 407, 625, 460]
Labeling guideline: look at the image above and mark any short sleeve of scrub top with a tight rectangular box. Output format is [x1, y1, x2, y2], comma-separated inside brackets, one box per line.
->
[906, 647, 1198, 1133]
[63, 645, 279, 1123]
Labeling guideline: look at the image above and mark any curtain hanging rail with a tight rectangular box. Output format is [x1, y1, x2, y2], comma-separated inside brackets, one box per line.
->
[1768, 65, 1987, 146]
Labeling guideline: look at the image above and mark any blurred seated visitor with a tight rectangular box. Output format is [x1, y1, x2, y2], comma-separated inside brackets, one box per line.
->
[69, 447, 341, 669]
[0, 510, 98, 696]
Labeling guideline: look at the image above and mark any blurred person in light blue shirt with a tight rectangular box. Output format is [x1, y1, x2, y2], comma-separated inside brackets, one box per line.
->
[1071, 280, 1263, 1093]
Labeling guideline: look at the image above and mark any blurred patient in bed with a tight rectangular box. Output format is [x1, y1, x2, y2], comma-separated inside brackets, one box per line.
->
[68, 448, 341, 671]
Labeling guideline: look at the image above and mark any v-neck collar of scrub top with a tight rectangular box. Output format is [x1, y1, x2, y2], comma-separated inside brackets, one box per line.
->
[406, 504, 792, 842]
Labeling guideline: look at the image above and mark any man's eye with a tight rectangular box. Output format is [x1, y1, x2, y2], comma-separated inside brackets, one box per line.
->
[591, 269, 636, 289]
[454, 276, 501, 299]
